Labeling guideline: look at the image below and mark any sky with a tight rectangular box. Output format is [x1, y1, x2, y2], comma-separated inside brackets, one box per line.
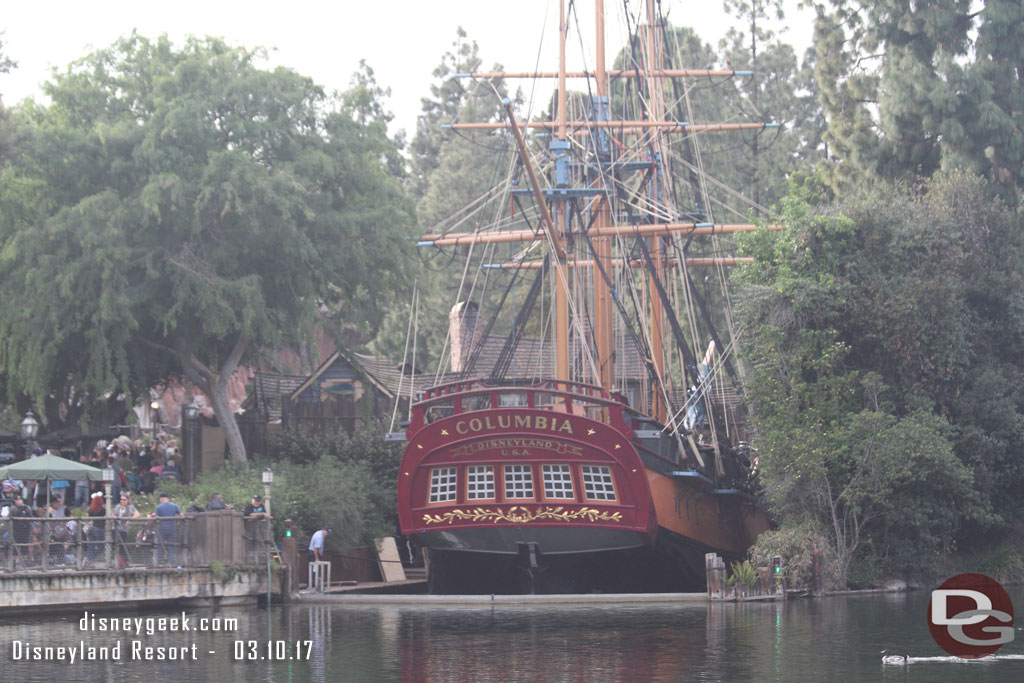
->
[1, 0, 813, 137]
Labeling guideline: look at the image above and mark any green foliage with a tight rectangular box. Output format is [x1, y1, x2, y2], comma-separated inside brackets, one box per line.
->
[372, 28, 518, 371]
[209, 559, 238, 583]
[266, 420, 400, 530]
[0, 34, 414, 457]
[737, 171, 1020, 586]
[0, 33, 15, 78]
[718, 1, 823, 213]
[726, 559, 760, 592]
[158, 452, 391, 550]
[813, 0, 1024, 204]
[751, 521, 838, 591]
[966, 542, 1024, 585]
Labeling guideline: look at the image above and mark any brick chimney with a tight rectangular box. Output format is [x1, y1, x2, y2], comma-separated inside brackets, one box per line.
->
[449, 301, 481, 373]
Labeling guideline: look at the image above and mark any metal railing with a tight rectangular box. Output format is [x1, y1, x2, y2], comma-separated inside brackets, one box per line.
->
[0, 513, 273, 573]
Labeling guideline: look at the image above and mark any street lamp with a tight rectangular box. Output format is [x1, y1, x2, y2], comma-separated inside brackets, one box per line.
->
[261, 467, 274, 610]
[183, 401, 199, 484]
[261, 468, 273, 519]
[149, 400, 161, 435]
[102, 466, 115, 567]
[20, 410, 40, 441]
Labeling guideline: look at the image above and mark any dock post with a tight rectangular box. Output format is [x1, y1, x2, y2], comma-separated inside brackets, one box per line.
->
[705, 553, 726, 599]
[308, 560, 331, 592]
[281, 519, 298, 594]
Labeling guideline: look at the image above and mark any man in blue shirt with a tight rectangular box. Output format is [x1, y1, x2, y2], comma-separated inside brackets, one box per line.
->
[154, 492, 182, 565]
[309, 526, 331, 562]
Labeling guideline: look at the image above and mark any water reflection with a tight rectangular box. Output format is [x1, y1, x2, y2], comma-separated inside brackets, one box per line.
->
[5, 590, 1024, 682]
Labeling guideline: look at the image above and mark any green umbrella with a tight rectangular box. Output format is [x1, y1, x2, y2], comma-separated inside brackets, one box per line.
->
[0, 452, 104, 481]
[0, 452, 105, 513]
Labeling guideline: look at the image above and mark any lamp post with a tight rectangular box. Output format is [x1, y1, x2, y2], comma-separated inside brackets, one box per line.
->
[183, 402, 199, 484]
[20, 410, 40, 443]
[261, 467, 273, 610]
[149, 400, 161, 436]
[102, 466, 115, 568]
[261, 468, 273, 519]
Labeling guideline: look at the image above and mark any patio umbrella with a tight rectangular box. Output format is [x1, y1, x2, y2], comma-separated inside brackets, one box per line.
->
[0, 452, 104, 512]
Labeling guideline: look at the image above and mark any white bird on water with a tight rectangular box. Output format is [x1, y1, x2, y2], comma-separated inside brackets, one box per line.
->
[881, 649, 1024, 665]
[880, 650, 909, 665]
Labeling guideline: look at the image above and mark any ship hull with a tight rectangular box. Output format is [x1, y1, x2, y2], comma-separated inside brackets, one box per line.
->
[648, 471, 770, 555]
[416, 525, 650, 555]
[397, 381, 767, 594]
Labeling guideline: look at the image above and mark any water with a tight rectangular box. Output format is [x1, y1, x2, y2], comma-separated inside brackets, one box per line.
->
[5, 589, 1024, 682]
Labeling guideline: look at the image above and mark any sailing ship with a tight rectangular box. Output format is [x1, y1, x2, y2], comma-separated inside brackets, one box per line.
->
[396, 0, 772, 593]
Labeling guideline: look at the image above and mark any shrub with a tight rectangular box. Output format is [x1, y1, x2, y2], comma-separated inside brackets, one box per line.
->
[726, 560, 760, 594]
[750, 521, 841, 591]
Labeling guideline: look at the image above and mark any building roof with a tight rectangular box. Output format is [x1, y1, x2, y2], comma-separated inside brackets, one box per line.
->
[248, 371, 307, 422]
[244, 333, 741, 423]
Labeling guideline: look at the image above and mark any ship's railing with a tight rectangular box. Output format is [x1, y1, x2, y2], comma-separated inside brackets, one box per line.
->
[416, 378, 617, 405]
[416, 379, 620, 410]
[412, 380, 627, 428]
[0, 513, 274, 573]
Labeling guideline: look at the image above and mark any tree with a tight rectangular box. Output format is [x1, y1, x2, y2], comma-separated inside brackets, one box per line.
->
[717, 0, 822, 213]
[813, 0, 1024, 204]
[0, 34, 414, 462]
[372, 29, 517, 371]
[0, 33, 16, 86]
[735, 173, 1011, 584]
[0, 33, 20, 171]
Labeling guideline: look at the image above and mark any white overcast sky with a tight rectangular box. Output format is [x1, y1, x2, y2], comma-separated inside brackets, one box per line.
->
[1, 0, 812, 137]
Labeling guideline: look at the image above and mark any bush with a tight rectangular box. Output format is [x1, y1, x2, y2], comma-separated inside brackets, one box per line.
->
[726, 560, 760, 594]
[967, 542, 1024, 585]
[267, 420, 401, 530]
[158, 453, 392, 550]
[750, 521, 840, 591]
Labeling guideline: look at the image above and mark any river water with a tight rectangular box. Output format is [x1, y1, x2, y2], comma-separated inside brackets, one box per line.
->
[5, 589, 1024, 682]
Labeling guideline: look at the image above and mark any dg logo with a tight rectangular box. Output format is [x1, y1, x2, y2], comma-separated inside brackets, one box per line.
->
[928, 573, 1014, 658]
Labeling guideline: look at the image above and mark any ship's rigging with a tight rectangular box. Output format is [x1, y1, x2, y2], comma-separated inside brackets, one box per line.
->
[399, 0, 784, 463]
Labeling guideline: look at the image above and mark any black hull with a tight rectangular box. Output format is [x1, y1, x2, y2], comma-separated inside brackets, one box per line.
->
[417, 526, 650, 555]
[421, 527, 732, 595]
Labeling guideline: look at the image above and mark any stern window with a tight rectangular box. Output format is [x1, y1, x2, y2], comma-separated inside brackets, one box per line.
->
[466, 465, 496, 500]
[581, 465, 617, 501]
[542, 464, 575, 500]
[429, 467, 458, 503]
[503, 464, 535, 499]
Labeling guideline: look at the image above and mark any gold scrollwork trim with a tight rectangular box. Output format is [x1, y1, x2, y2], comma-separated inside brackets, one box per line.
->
[422, 505, 623, 525]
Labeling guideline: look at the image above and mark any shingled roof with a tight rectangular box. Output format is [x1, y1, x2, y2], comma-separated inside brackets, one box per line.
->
[248, 371, 307, 422]
[245, 332, 741, 423]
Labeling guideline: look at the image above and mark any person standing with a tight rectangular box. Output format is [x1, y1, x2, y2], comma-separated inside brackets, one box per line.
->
[309, 526, 331, 562]
[8, 494, 32, 547]
[48, 496, 67, 518]
[243, 494, 268, 518]
[243, 494, 269, 543]
[86, 492, 106, 564]
[113, 494, 140, 565]
[206, 493, 227, 511]
[154, 492, 182, 566]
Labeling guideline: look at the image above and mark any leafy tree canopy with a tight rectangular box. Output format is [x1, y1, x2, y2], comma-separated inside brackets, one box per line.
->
[0, 34, 414, 460]
[813, 0, 1024, 204]
[737, 171, 1021, 584]
[373, 29, 518, 371]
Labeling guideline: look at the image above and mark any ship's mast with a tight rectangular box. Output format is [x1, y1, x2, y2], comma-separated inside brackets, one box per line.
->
[592, 0, 616, 393]
[555, 0, 571, 382]
[438, 1, 778, 421]
[644, 0, 669, 422]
